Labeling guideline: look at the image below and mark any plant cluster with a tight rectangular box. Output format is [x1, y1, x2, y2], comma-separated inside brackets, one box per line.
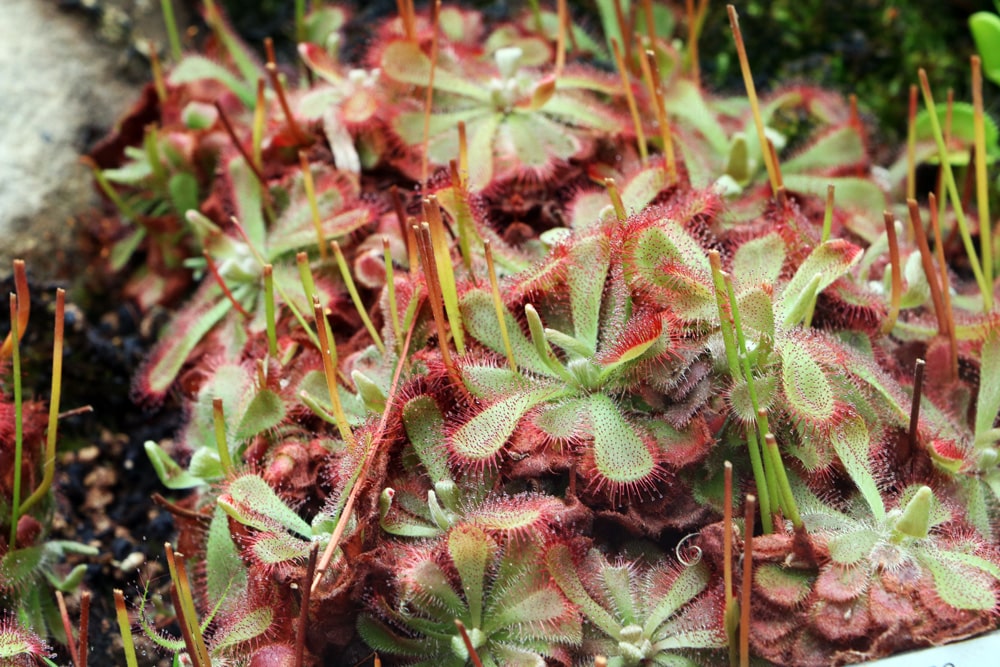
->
[10, 0, 1000, 665]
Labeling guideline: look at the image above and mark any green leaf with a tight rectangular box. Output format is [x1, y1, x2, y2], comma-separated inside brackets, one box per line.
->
[502, 112, 583, 170]
[533, 398, 587, 441]
[205, 506, 246, 606]
[448, 525, 494, 628]
[622, 165, 669, 214]
[234, 388, 285, 440]
[169, 55, 254, 107]
[142, 290, 233, 398]
[0, 546, 45, 587]
[827, 528, 879, 565]
[545, 544, 622, 638]
[460, 364, 526, 397]
[144, 440, 204, 489]
[779, 239, 861, 326]
[782, 175, 887, 216]
[220, 474, 312, 537]
[212, 607, 273, 651]
[567, 234, 611, 352]
[587, 393, 656, 488]
[920, 548, 998, 610]
[229, 156, 265, 251]
[972, 12, 1000, 86]
[977, 328, 1000, 439]
[893, 486, 933, 540]
[168, 172, 199, 217]
[402, 396, 452, 484]
[449, 386, 555, 464]
[623, 220, 715, 320]
[777, 336, 835, 426]
[357, 615, 433, 658]
[461, 289, 550, 376]
[381, 41, 490, 101]
[109, 227, 146, 272]
[737, 288, 776, 341]
[643, 562, 710, 638]
[251, 531, 312, 565]
[915, 102, 1000, 162]
[829, 415, 886, 521]
[733, 233, 786, 293]
[782, 125, 866, 174]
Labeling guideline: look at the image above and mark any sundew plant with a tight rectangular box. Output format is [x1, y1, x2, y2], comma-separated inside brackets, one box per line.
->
[9, 0, 1000, 665]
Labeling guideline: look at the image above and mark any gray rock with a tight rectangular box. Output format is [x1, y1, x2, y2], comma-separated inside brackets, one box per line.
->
[0, 0, 188, 280]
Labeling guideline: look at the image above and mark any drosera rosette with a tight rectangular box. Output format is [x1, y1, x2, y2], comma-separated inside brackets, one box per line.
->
[545, 540, 726, 667]
[134, 150, 374, 401]
[744, 481, 1000, 665]
[375, 4, 624, 191]
[454, 214, 714, 507]
[378, 392, 570, 540]
[359, 522, 582, 667]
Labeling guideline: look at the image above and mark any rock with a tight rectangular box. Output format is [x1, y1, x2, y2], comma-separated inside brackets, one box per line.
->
[0, 0, 190, 281]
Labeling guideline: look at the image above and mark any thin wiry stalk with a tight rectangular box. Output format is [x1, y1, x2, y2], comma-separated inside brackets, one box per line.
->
[332, 240, 386, 354]
[928, 193, 959, 381]
[555, 0, 568, 77]
[906, 84, 918, 203]
[454, 620, 485, 667]
[971, 56, 994, 309]
[708, 252, 772, 532]
[263, 264, 278, 357]
[383, 237, 404, 357]
[611, 38, 647, 162]
[8, 294, 23, 548]
[612, 0, 633, 67]
[909, 359, 926, 451]
[202, 250, 250, 318]
[485, 240, 518, 374]
[728, 5, 780, 195]
[20, 289, 65, 514]
[266, 39, 308, 145]
[300, 151, 328, 259]
[423, 197, 465, 354]
[55, 590, 80, 667]
[724, 461, 739, 667]
[252, 79, 266, 173]
[907, 199, 950, 338]
[114, 589, 139, 667]
[604, 178, 627, 221]
[295, 543, 319, 667]
[158, 0, 182, 61]
[212, 398, 233, 476]
[740, 495, 756, 667]
[313, 314, 416, 592]
[79, 591, 90, 667]
[312, 297, 355, 447]
[725, 273, 786, 523]
[639, 48, 676, 181]
[918, 69, 989, 305]
[415, 222, 455, 375]
[149, 42, 167, 102]
[420, 0, 442, 185]
[881, 212, 903, 335]
[165, 545, 211, 667]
